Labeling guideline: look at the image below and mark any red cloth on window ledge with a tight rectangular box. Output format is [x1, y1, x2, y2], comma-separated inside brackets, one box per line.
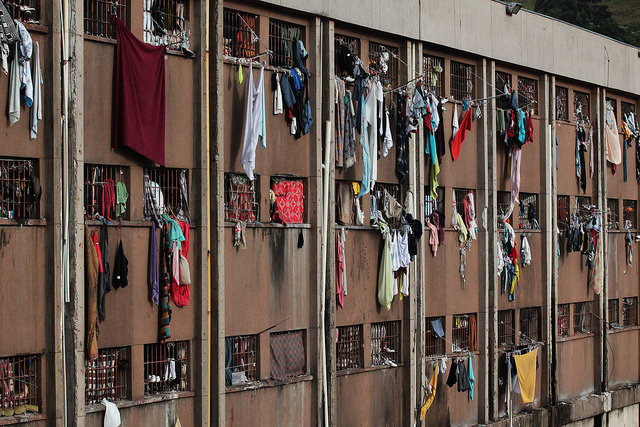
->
[113, 18, 166, 166]
[272, 179, 304, 225]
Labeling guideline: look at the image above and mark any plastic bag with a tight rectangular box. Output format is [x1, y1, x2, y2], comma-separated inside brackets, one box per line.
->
[102, 399, 121, 427]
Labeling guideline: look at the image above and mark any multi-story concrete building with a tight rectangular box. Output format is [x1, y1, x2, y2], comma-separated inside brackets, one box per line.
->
[0, 0, 640, 425]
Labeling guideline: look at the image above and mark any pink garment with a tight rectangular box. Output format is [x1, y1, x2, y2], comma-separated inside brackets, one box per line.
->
[172, 241, 180, 286]
[179, 221, 190, 260]
[170, 221, 191, 307]
[426, 222, 439, 256]
[336, 231, 344, 308]
[504, 146, 522, 221]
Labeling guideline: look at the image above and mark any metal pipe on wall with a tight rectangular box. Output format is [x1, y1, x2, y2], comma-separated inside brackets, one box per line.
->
[320, 119, 331, 427]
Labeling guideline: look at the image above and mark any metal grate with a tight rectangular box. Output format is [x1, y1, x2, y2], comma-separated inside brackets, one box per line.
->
[556, 86, 569, 121]
[577, 196, 592, 211]
[573, 302, 593, 335]
[608, 299, 620, 329]
[517, 76, 538, 108]
[425, 317, 446, 357]
[336, 325, 362, 371]
[143, 341, 189, 395]
[623, 200, 637, 230]
[84, 164, 127, 221]
[607, 198, 619, 230]
[573, 90, 590, 122]
[143, 0, 189, 50]
[424, 186, 444, 219]
[495, 71, 512, 95]
[557, 304, 570, 337]
[621, 101, 636, 126]
[227, 335, 258, 384]
[335, 34, 360, 77]
[518, 193, 539, 230]
[85, 347, 130, 405]
[450, 61, 474, 101]
[4, 0, 39, 23]
[370, 321, 401, 366]
[623, 297, 638, 327]
[452, 314, 474, 353]
[146, 168, 188, 217]
[84, 0, 127, 38]
[520, 307, 541, 343]
[498, 310, 515, 348]
[369, 41, 398, 88]
[372, 183, 403, 227]
[454, 188, 475, 226]
[0, 354, 39, 411]
[223, 8, 257, 58]
[557, 195, 570, 231]
[269, 18, 304, 68]
[224, 173, 258, 223]
[497, 191, 511, 226]
[423, 55, 444, 97]
[0, 158, 39, 220]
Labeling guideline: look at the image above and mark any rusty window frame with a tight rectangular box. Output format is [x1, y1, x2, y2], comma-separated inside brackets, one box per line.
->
[450, 61, 474, 101]
[84, 164, 128, 221]
[623, 297, 638, 327]
[84, 0, 128, 39]
[557, 195, 571, 231]
[517, 76, 538, 108]
[146, 167, 189, 218]
[0, 354, 39, 410]
[226, 335, 259, 384]
[495, 71, 512, 95]
[372, 182, 403, 227]
[424, 186, 444, 220]
[573, 302, 593, 335]
[425, 316, 446, 357]
[556, 86, 569, 121]
[4, 0, 40, 23]
[607, 198, 619, 230]
[573, 90, 591, 122]
[608, 299, 620, 329]
[498, 310, 515, 349]
[143, 341, 189, 395]
[369, 41, 398, 88]
[452, 314, 475, 353]
[336, 325, 363, 371]
[520, 307, 541, 343]
[269, 18, 304, 68]
[0, 158, 40, 220]
[143, 0, 189, 50]
[557, 304, 570, 337]
[224, 173, 259, 223]
[623, 200, 637, 230]
[518, 192, 539, 230]
[334, 34, 360, 78]
[85, 347, 130, 405]
[370, 321, 401, 366]
[423, 55, 444, 98]
[222, 8, 258, 58]
[497, 191, 511, 228]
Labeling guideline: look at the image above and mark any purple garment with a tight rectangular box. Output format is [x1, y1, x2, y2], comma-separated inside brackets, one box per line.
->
[149, 222, 159, 304]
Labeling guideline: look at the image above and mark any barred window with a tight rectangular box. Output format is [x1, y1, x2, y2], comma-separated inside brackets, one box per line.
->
[85, 347, 130, 405]
[372, 182, 403, 227]
[607, 198, 619, 230]
[423, 55, 444, 98]
[270, 330, 306, 379]
[577, 196, 592, 211]
[226, 335, 258, 385]
[495, 71, 512, 95]
[497, 190, 511, 226]
[0, 354, 39, 411]
[225, 173, 258, 223]
[518, 193, 539, 230]
[573, 302, 593, 335]
[336, 325, 362, 371]
[621, 101, 636, 128]
[452, 314, 475, 353]
[573, 90, 590, 122]
[4, 0, 39, 24]
[517, 76, 538, 108]
[145, 168, 189, 220]
[425, 316, 446, 357]
[84, 164, 128, 221]
[371, 321, 401, 366]
[556, 86, 569, 121]
[623, 297, 638, 327]
[623, 200, 637, 230]
[144, 341, 189, 395]
[520, 307, 540, 343]
[425, 186, 444, 220]
[454, 188, 476, 227]
[271, 177, 305, 224]
[0, 158, 40, 220]
[557, 304, 570, 337]
[557, 195, 571, 231]
[223, 8, 258, 58]
[84, 0, 127, 39]
[608, 299, 620, 329]
[335, 34, 360, 77]
[269, 19, 304, 68]
[450, 61, 474, 101]
[143, 0, 189, 51]
[498, 310, 515, 348]
[369, 42, 398, 88]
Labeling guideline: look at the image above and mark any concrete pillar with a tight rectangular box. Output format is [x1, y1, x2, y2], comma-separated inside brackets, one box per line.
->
[599, 87, 609, 394]
[550, 75, 559, 406]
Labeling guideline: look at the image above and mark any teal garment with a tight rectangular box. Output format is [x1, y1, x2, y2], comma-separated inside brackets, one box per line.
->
[517, 109, 526, 145]
[162, 214, 185, 242]
[468, 357, 475, 400]
[425, 114, 438, 165]
[115, 181, 128, 218]
[358, 94, 370, 198]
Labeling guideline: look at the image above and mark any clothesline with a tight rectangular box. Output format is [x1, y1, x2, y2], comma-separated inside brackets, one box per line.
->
[236, 12, 271, 55]
[498, 320, 545, 348]
[223, 54, 296, 75]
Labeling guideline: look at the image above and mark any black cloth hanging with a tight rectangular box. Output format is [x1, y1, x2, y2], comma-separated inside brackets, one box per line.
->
[113, 239, 129, 289]
[446, 359, 459, 387]
[98, 223, 111, 322]
[457, 360, 471, 392]
[436, 102, 446, 160]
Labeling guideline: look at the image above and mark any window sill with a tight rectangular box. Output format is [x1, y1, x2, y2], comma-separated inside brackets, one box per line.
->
[336, 363, 404, 377]
[609, 325, 640, 334]
[0, 218, 46, 227]
[85, 391, 195, 414]
[86, 220, 198, 229]
[84, 34, 117, 45]
[24, 23, 48, 34]
[335, 224, 378, 231]
[557, 332, 595, 343]
[0, 413, 46, 426]
[224, 222, 311, 229]
[225, 374, 313, 393]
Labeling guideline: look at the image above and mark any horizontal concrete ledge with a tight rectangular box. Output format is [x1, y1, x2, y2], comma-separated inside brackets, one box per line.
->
[84, 391, 196, 414]
[0, 413, 47, 426]
[225, 373, 314, 393]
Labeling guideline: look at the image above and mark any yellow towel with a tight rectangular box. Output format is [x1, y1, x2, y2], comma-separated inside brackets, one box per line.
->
[420, 361, 439, 420]
[514, 348, 537, 404]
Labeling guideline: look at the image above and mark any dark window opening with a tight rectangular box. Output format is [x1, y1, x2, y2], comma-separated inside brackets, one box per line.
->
[144, 341, 189, 395]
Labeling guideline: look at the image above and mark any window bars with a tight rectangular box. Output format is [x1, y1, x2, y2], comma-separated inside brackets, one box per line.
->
[370, 321, 401, 366]
[517, 76, 538, 108]
[4, 0, 39, 23]
[372, 183, 403, 227]
[498, 310, 515, 348]
[223, 8, 258, 58]
[557, 304, 570, 337]
[518, 193, 539, 230]
[84, 0, 127, 38]
[336, 325, 363, 371]
[143, 0, 189, 50]
[84, 164, 127, 220]
[227, 335, 258, 384]
[557, 195, 570, 231]
[450, 61, 474, 101]
[520, 307, 541, 343]
[623, 297, 638, 327]
[623, 200, 637, 230]
[573, 90, 590, 122]
[85, 347, 130, 405]
[423, 55, 444, 98]
[335, 34, 360, 77]
[607, 198, 619, 230]
[497, 191, 511, 227]
[369, 41, 398, 88]
[573, 302, 593, 335]
[269, 18, 304, 68]
[608, 299, 620, 329]
[146, 168, 189, 220]
[143, 341, 189, 395]
[0, 158, 39, 220]
[556, 86, 569, 121]
[225, 174, 259, 223]
[425, 317, 446, 357]
[425, 186, 444, 220]
[0, 354, 39, 411]
[495, 71, 512, 94]
[452, 314, 474, 353]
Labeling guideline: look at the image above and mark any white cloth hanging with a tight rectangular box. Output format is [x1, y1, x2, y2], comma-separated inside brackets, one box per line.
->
[241, 62, 265, 180]
[273, 73, 283, 115]
[30, 41, 42, 140]
[451, 103, 459, 138]
[0, 39, 8, 75]
[8, 46, 20, 126]
[521, 234, 531, 266]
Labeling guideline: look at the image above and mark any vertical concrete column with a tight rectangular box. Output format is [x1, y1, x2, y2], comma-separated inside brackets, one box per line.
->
[598, 88, 609, 393]
[209, 0, 225, 425]
[550, 76, 559, 406]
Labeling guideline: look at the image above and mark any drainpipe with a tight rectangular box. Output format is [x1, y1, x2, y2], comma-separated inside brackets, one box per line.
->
[320, 120, 330, 427]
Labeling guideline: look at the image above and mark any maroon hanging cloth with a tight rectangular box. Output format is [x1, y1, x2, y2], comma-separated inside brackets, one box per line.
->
[113, 18, 166, 166]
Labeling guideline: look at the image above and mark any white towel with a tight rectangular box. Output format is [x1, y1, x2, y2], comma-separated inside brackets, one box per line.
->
[8, 47, 20, 126]
[30, 42, 42, 139]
